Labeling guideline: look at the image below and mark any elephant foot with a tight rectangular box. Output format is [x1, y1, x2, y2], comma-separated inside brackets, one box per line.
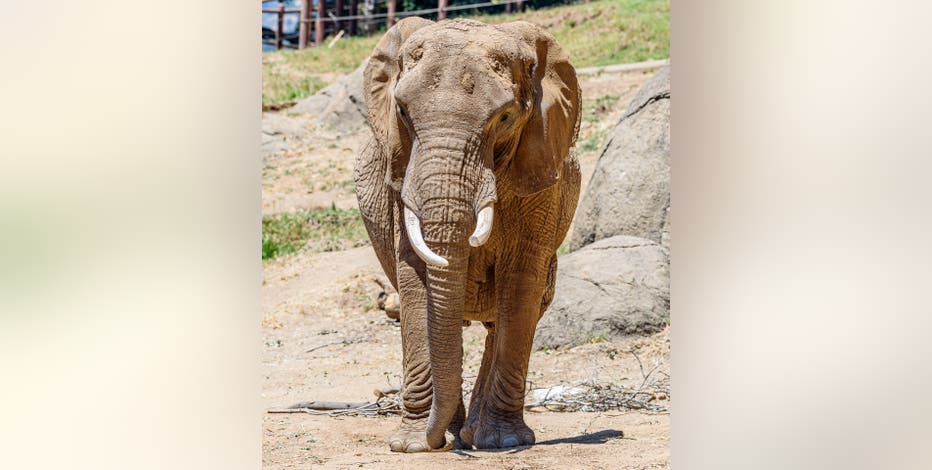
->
[469, 415, 535, 449]
[448, 401, 468, 450]
[459, 413, 480, 448]
[389, 421, 432, 453]
[389, 421, 455, 452]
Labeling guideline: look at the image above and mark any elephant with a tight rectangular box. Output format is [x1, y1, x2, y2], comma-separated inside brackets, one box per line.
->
[354, 17, 581, 452]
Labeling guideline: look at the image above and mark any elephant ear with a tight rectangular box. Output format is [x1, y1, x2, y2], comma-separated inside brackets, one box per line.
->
[500, 22, 581, 197]
[364, 17, 434, 191]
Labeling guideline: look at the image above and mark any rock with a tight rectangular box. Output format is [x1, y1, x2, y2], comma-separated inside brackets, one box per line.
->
[291, 60, 369, 134]
[570, 66, 670, 251]
[534, 236, 669, 350]
[372, 274, 400, 321]
[261, 112, 307, 157]
[378, 292, 400, 321]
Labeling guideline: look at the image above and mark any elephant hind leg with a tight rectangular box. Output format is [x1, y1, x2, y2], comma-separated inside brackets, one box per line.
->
[539, 255, 558, 318]
[447, 400, 467, 449]
[470, 264, 547, 449]
[459, 322, 496, 448]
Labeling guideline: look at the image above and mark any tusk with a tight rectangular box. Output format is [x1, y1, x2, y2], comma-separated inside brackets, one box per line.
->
[403, 207, 449, 267]
[468, 205, 494, 247]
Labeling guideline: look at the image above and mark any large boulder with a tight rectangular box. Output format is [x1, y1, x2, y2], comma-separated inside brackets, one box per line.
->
[261, 112, 307, 157]
[291, 60, 369, 133]
[570, 66, 671, 251]
[534, 236, 669, 350]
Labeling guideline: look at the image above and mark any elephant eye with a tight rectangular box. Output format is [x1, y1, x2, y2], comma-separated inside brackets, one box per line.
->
[397, 105, 406, 118]
[500, 113, 510, 123]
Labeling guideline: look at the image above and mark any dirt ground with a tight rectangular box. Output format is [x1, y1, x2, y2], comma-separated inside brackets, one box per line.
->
[261, 68, 669, 469]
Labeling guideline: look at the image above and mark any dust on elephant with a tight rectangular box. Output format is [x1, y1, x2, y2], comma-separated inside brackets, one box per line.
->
[354, 17, 581, 451]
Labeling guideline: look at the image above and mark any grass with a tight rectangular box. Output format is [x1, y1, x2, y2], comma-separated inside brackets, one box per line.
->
[262, 207, 370, 260]
[262, 0, 669, 107]
[557, 237, 571, 256]
[586, 332, 610, 344]
[471, 0, 669, 67]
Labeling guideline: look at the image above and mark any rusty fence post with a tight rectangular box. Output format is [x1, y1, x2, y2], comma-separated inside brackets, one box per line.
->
[387, 0, 396, 28]
[315, 0, 325, 46]
[298, 0, 308, 48]
[334, 0, 344, 32]
[276, 4, 284, 50]
[349, 0, 358, 35]
[438, 0, 447, 20]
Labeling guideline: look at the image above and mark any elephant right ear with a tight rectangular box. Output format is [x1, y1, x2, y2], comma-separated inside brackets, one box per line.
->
[364, 17, 434, 191]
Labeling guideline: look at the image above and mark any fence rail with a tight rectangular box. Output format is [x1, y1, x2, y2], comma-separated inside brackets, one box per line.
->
[262, 0, 525, 51]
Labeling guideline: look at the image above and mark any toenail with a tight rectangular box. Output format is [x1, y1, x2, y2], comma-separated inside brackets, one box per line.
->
[502, 437, 518, 447]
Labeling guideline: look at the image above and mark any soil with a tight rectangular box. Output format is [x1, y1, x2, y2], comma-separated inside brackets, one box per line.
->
[262, 68, 669, 469]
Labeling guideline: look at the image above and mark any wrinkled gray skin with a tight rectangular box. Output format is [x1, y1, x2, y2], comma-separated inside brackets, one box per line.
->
[354, 17, 581, 452]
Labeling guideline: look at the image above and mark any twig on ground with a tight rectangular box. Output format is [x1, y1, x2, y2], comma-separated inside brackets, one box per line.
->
[524, 350, 670, 413]
[305, 337, 365, 353]
[373, 385, 401, 398]
[285, 401, 371, 410]
[268, 387, 404, 416]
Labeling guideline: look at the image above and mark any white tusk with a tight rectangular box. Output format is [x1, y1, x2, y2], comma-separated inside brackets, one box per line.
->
[403, 207, 449, 267]
[468, 205, 494, 247]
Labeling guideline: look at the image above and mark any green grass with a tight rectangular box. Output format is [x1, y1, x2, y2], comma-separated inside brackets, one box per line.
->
[262, 35, 379, 106]
[262, 207, 370, 260]
[471, 0, 669, 67]
[262, 0, 669, 107]
[557, 237, 571, 256]
[262, 75, 327, 106]
[586, 332, 610, 344]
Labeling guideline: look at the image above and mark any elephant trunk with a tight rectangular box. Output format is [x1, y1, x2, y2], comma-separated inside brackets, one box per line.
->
[423, 240, 468, 449]
[416, 195, 473, 449]
[402, 129, 496, 449]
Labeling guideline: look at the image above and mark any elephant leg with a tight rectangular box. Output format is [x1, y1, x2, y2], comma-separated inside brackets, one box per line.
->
[389, 251, 436, 453]
[448, 397, 467, 449]
[459, 322, 495, 448]
[471, 267, 545, 449]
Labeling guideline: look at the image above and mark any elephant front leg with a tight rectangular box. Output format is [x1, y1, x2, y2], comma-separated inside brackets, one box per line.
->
[389, 255, 435, 453]
[471, 268, 545, 449]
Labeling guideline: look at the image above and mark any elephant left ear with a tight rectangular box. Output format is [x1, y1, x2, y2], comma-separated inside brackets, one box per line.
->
[500, 22, 581, 197]
[364, 17, 434, 191]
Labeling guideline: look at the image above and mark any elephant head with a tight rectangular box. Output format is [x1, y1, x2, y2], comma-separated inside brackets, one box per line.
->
[364, 17, 580, 449]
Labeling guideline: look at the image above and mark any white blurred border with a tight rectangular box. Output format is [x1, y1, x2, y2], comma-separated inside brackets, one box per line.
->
[3, 0, 932, 468]
[0, 1, 260, 468]
[674, 1, 932, 468]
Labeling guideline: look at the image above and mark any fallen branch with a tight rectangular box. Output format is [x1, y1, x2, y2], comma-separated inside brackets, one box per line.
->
[268, 396, 402, 416]
[286, 401, 370, 410]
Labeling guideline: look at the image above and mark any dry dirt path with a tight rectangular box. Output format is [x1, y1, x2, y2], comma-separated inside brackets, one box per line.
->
[261, 68, 669, 468]
[262, 245, 669, 469]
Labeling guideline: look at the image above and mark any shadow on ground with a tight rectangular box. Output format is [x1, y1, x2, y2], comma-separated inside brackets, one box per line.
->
[453, 429, 625, 455]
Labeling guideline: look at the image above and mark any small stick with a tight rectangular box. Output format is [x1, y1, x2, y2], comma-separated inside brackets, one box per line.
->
[289, 401, 371, 410]
[269, 401, 373, 412]
[372, 385, 401, 398]
[305, 337, 364, 353]
[327, 30, 345, 49]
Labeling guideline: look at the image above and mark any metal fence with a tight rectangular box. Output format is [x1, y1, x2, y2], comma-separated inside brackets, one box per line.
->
[262, 0, 525, 51]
